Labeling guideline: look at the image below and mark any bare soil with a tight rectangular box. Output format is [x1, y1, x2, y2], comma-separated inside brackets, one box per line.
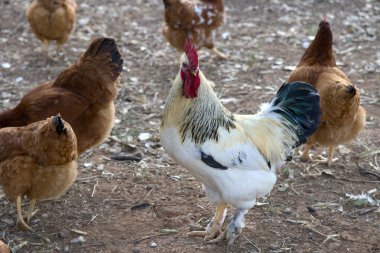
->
[1, 1, 379, 253]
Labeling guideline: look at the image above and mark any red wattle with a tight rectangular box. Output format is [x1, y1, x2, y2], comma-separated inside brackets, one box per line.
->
[183, 73, 200, 98]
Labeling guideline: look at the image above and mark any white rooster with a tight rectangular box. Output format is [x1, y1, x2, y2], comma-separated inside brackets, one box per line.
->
[160, 40, 321, 244]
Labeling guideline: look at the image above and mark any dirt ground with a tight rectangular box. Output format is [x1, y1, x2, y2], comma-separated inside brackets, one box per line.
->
[1, 0, 380, 252]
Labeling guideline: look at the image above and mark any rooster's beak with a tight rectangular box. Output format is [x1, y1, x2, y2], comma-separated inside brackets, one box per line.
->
[191, 71, 197, 76]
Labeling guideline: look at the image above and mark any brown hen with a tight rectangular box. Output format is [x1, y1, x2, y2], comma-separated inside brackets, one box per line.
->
[287, 18, 366, 166]
[0, 37, 123, 154]
[162, 0, 227, 59]
[0, 115, 78, 231]
[27, 0, 77, 55]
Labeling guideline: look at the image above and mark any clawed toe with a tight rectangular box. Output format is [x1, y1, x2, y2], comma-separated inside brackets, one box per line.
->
[16, 219, 34, 232]
[314, 155, 338, 166]
[207, 229, 227, 244]
[188, 225, 223, 242]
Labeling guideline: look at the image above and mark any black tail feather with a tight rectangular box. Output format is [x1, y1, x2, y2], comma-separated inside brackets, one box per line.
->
[84, 37, 123, 76]
[163, 0, 170, 9]
[271, 81, 321, 147]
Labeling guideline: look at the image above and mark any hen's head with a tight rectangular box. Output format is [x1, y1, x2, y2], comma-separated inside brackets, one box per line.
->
[319, 16, 332, 33]
[180, 39, 200, 98]
[298, 17, 335, 67]
[37, 115, 78, 165]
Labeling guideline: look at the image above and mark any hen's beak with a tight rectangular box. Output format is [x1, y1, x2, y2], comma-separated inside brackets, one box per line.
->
[53, 114, 66, 135]
[191, 71, 197, 76]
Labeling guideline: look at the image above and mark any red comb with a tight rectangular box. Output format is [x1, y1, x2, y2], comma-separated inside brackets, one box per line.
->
[184, 38, 198, 67]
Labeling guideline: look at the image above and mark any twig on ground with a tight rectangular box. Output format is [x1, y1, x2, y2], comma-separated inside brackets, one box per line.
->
[11, 241, 28, 252]
[324, 171, 380, 183]
[285, 219, 307, 225]
[90, 213, 99, 222]
[357, 163, 380, 179]
[240, 233, 261, 252]
[290, 183, 300, 195]
[305, 224, 340, 243]
[91, 180, 98, 197]
[70, 229, 88, 235]
[144, 187, 154, 200]
[285, 219, 340, 243]
[77, 175, 101, 182]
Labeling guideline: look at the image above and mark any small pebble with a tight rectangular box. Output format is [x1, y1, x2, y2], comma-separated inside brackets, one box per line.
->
[150, 241, 157, 248]
[64, 246, 70, 253]
[284, 207, 292, 214]
[132, 247, 140, 253]
[83, 162, 93, 168]
[58, 229, 70, 238]
[138, 133, 152, 141]
[70, 236, 86, 244]
[1, 63, 11, 69]
[269, 243, 280, 250]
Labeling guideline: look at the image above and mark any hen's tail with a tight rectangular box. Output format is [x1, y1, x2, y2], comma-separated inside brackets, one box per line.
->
[162, 0, 171, 9]
[264, 81, 321, 147]
[81, 37, 123, 81]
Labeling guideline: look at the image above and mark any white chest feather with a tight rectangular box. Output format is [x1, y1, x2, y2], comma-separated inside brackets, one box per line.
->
[159, 126, 277, 209]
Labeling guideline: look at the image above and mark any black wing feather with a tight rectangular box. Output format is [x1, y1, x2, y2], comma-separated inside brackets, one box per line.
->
[200, 150, 228, 170]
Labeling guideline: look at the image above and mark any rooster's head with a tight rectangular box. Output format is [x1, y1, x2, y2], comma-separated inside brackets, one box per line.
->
[180, 39, 200, 99]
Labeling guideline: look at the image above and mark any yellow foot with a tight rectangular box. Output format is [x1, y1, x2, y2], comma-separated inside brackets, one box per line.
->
[16, 219, 34, 232]
[15, 196, 34, 232]
[208, 229, 227, 244]
[26, 210, 38, 223]
[314, 155, 338, 167]
[188, 228, 226, 243]
[188, 224, 223, 242]
[189, 202, 227, 242]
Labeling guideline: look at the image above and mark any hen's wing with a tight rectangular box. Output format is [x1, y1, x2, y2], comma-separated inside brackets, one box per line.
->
[21, 83, 89, 124]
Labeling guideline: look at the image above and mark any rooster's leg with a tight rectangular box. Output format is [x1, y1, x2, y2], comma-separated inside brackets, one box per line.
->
[188, 202, 227, 241]
[215, 208, 248, 244]
[16, 196, 34, 232]
[27, 199, 37, 223]
[211, 47, 228, 60]
[208, 208, 248, 244]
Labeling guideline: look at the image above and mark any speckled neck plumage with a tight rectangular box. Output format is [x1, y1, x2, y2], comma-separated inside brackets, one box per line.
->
[162, 71, 235, 144]
[178, 93, 235, 144]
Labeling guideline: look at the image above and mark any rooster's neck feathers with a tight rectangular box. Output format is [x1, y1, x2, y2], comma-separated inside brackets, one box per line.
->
[162, 71, 235, 144]
[178, 95, 235, 144]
